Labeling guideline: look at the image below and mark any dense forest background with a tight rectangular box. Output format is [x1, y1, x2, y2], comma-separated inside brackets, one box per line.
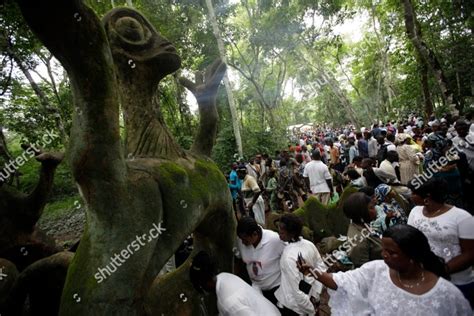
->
[0, 0, 473, 227]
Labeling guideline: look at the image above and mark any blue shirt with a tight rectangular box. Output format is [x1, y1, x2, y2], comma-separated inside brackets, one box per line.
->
[228, 170, 241, 200]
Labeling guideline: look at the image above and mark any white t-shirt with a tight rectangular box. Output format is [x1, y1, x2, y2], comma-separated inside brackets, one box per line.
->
[329, 260, 471, 316]
[275, 238, 327, 315]
[368, 138, 378, 158]
[216, 272, 281, 316]
[237, 229, 286, 291]
[303, 160, 332, 193]
[408, 206, 474, 285]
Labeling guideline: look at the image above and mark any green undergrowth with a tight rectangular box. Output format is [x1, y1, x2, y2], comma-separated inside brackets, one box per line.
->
[40, 195, 81, 221]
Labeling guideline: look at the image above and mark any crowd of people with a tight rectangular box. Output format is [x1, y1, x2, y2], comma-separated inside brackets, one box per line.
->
[228, 114, 473, 220]
[198, 113, 474, 315]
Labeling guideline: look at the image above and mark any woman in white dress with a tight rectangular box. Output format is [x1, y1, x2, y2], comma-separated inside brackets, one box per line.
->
[408, 177, 474, 308]
[396, 134, 421, 184]
[297, 225, 471, 315]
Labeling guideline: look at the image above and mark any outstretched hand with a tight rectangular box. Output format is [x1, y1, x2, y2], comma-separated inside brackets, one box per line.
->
[296, 258, 314, 276]
[179, 58, 227, 104]
[298, 259, 338, 291]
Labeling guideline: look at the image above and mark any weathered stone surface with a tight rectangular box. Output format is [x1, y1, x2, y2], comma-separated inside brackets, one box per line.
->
[13, 2, 234, 315]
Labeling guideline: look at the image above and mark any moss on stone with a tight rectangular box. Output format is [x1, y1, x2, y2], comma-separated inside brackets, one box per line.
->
[284, 187, 358, 243]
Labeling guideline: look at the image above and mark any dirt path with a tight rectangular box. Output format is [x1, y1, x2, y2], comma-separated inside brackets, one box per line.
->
[38, 206, 85, 249]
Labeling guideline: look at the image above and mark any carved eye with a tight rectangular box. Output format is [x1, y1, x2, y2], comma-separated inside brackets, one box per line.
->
[115, 17, 145, 42]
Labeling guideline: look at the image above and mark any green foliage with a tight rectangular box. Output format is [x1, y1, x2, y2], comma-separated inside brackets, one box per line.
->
[212, 124, 238, 172]
[2, 0, 473, 185]
[5, 134, 76, 199]
[1, 79, 72, 147]
[159, 77, 196, 150]
[242, 127, 287, 158]
[40, 196, 80, 221]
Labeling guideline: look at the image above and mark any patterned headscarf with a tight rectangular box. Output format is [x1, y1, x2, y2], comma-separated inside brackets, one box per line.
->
[375, 184, 392, 204]
[426, 133, 448, 162]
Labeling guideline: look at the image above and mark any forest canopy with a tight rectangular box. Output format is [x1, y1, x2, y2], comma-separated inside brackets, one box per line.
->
[1, 0, 473, 166]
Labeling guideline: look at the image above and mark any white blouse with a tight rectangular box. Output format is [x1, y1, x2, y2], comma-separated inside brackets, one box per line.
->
[408, 206, 474, 285]
[328, 260, 471, 316]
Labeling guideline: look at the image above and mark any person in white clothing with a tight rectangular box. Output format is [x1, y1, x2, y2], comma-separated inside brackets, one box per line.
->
[378, 151, 400, 182]
[303, 150, 333, 205]
[297, 225, 471, 316]
[368, 133, 378, 158]
[236, 217, 286, 305]
[274, 214, 327, 316]
[237, 166, 266, 226]
[408, 177, 474, 307]
[189, 251, 281, 316]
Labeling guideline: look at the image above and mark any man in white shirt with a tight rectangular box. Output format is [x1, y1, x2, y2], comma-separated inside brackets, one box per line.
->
[190, 251, 281, 316]
[303, 150, 333, 205]
[378, 151, 399, 182]
[275, 214, 327, 316]
[236, 217, 286, 305]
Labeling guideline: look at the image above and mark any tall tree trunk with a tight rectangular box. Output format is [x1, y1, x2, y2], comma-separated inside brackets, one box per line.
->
[401, 0, 457, 113]
[420, 63, 433, 118]
[204, 0, 243, 157]
[370, 1, 395, 114]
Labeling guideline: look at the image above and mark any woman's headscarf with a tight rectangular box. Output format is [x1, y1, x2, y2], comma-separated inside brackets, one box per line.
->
[426, 133, 448, 161]
[396, 133, 411, 144]
[375, 184, 392, 204]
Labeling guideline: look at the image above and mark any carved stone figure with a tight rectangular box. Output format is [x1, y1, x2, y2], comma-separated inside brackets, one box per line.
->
[11, 1, 234, 315]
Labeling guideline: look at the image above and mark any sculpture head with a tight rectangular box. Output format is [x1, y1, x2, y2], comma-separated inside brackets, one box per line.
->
[103, 8, 181, 80]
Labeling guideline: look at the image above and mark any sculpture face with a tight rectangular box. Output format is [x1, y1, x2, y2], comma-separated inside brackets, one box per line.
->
[103, 8, 181, 76]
